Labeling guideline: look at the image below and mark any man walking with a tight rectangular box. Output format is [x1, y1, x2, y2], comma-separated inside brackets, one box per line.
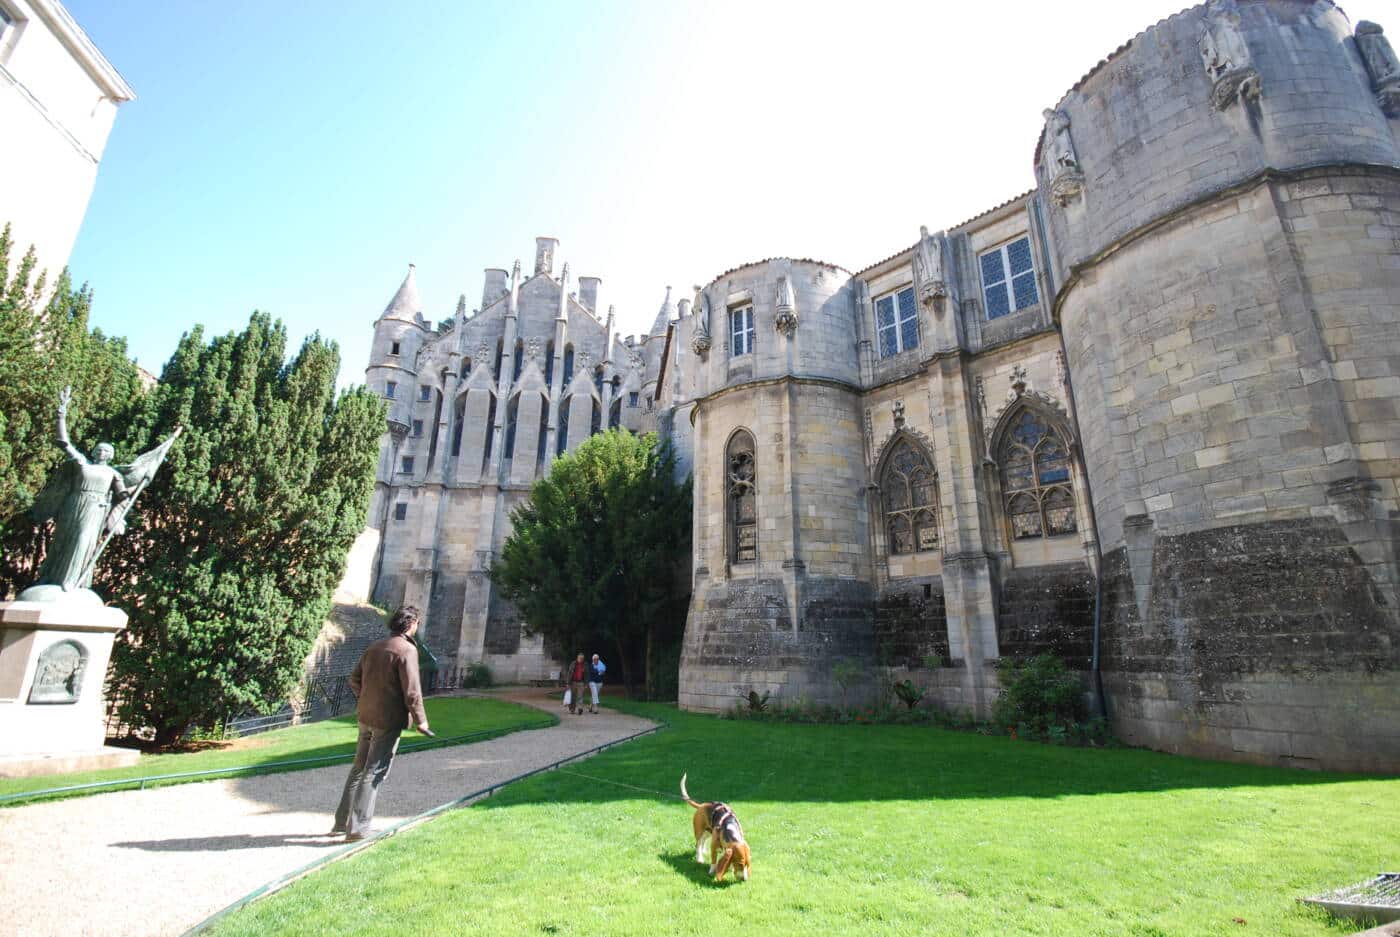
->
[567, 652, 588, 716]
[587, 653, 606, 714]
[333, 605, 430, 841]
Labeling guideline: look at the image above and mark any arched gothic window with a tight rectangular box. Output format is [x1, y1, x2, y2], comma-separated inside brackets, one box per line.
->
[727, 430, 757, 564]
[881, 438, 939, 555]
[1000, 409, 1077, 540]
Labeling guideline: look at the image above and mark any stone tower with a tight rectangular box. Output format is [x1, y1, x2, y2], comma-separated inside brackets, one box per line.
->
[1040, 0, 1400, 769]
[679, 259, 873, 709]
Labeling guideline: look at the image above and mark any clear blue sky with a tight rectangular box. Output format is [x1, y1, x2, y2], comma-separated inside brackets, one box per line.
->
[63, 0, 1393, 385]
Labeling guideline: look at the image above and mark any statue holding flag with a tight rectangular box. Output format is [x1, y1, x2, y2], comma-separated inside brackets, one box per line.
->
[20, 387, 180, 603]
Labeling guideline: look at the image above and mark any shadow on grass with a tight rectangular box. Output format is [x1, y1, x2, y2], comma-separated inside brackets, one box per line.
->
[657, 851, 711, 884]
[473, 701, 1389, 813]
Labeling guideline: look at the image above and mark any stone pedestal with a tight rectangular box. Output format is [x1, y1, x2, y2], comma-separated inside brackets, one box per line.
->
[0, 596, 138, 776]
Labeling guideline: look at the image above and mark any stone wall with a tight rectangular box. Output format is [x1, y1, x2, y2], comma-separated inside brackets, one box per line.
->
[1101, 518, 1398, 771]
[995, 561, 1094, 667]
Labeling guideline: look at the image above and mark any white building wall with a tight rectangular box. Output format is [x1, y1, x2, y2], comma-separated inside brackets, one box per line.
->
[0, 0, 133, 276]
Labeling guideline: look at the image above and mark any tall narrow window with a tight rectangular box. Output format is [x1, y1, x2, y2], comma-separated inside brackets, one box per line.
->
[881, 438, 939, 555]
[385, 381, 397, 399]
[504, 397, 518, 459]
[512, 341, 524, 381]
[730, 305, 754, 356]
[412, 419, 424, 437]
[390, 341, 401, 356]
[727, 430, 757, 564]
[419, 385, 432, 402]
[545, 340, 555, 386]
[875, 286, 919, 358]
[393, 503, 408, 521]
[563, 346, 575, 386]
[979, 236, 1039, 320]
[494, 339, 504, 379]
[461, 357, 471, 378]
[628, 391, 639, 408]
[557, 397, 571, 456]
[481, 394, 497, 471]
[400, 456, 414, 474]
[999, 409, 1077, 540]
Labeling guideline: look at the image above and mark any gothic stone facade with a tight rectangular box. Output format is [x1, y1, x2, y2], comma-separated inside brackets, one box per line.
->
[368, 1, 1400, 772]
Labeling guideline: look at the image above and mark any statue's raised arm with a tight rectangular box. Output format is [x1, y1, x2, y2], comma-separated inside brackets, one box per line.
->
[22, 390, 181, 603]
[55, 386, 86, 465]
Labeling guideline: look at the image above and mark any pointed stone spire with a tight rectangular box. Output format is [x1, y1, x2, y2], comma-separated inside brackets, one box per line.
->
[456, 294, 467, 320]
[557, 262, 570, 321]
[378, 264, 422, 322]
[649, 286, 674, 337]
[603, 305, 616, 363]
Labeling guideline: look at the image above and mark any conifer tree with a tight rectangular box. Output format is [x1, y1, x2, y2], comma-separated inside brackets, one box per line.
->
[0, 224, 148, 592]
[103, 314, 384, 747]
[491, 429, 691, 698]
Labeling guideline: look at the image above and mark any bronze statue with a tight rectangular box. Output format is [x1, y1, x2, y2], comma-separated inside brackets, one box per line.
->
[23, 388, 180, 601]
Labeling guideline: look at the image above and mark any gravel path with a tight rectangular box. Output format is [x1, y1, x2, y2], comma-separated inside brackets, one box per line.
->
[0, 690, 654, 937]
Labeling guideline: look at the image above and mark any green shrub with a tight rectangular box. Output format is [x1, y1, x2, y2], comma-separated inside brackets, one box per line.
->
[892, 679, 925, 710]
[993, 655, 1088, 740]
[462, 661, 493, 689]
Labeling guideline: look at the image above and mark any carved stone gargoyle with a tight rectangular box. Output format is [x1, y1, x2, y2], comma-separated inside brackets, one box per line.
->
[774, 275, 798, 338]
[1356, 21, 1400, 117]
[1042, 108, 1086, 206]
[914, 226, 948, 312]
[1200, 0, 1261, 110]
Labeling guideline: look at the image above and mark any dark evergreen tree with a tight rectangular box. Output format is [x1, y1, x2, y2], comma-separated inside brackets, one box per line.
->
[0, 224, 148, 593]
[491, 429, 691, 698]
[103, 313, 384, 747]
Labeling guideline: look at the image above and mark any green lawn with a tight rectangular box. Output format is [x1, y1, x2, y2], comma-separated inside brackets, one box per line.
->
[205, 700, 1398, 937]
[0, 696, 552, 805]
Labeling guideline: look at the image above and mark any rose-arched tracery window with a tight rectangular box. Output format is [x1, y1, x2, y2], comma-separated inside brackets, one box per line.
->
[1000, 409, 1076, 540]
[727, 430, 757, 564]
[881, 438, 939, 554]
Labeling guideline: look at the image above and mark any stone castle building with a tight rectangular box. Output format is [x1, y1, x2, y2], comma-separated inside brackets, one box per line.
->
[366, 0, 1400, 772]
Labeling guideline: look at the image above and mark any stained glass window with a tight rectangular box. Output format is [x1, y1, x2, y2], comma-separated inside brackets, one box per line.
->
[999, 409, 1077, 540]
[980, 237, 1039, 320]
[728, 431, 757, 564]
[875, 287, 919, 358]
[880, 438, 939, 556]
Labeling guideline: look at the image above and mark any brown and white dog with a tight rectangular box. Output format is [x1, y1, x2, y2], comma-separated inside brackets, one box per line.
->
[680, 773, 751, 882]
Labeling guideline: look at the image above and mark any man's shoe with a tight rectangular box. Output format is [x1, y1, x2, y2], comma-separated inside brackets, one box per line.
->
[345, 832, 368, 843]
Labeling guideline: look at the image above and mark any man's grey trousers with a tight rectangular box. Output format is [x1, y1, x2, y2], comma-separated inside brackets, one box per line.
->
[333, 723, 402, 836]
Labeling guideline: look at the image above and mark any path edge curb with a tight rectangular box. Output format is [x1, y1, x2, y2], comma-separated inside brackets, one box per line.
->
[179, 718, 663, 937]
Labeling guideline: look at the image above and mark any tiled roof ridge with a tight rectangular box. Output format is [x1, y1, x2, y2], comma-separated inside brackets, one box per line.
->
[701, 257, 852, 289]
[853, 189, 1035, 277]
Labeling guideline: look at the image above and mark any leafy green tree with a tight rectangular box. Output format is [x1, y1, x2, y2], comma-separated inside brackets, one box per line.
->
[491, 429, 691, 699]
[0, 224, 148, 593]
[102, 313, 385, 747]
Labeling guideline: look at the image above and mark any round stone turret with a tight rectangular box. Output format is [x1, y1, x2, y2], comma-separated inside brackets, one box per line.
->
[1041, 0, 1400, 768]
[693, 258, 855, 394]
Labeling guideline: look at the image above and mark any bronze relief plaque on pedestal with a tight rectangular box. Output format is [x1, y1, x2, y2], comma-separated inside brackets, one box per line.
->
[28, 640, 87, 705]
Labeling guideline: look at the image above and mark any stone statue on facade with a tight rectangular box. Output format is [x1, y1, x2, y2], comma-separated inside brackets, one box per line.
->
[1042, 108, 1086, 206]
[1200, 0, 1261, 109]
[774, 275, 798, 338]
[1356, 21, 1400, 116]
[915, 226, 948, 311]
[23, 388, 180, 603]
[690, 286, 712, 358]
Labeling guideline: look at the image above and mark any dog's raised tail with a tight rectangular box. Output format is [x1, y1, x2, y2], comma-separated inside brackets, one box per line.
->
[680, 772, 702, 809]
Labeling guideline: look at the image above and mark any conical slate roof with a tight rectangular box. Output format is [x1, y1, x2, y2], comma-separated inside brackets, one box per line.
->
[378, 264, 422, 323]
[649, 286, 674, 337]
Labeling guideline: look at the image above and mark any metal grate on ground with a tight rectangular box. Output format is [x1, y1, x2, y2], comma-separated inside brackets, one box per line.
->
[1303, 873, 1400, 925]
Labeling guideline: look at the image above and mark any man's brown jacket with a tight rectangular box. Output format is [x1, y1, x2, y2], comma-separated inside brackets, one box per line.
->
[350, 634, 427, 731]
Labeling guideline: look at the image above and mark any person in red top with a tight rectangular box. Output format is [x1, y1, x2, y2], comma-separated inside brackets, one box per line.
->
[566, 653, 588, 716]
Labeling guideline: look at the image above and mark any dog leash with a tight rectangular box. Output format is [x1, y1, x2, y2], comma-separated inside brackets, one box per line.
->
[553, 768, 777, 805]
[553, 769, 686, 800]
